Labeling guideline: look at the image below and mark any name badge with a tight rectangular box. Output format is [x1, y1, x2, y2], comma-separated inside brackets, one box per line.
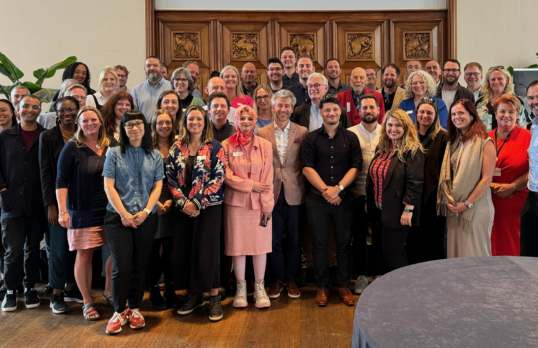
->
[493, 168, 501, 176]
[197, 155, 206, 161]
[233, 151, 244, 157]
[346, 102, 350, 112]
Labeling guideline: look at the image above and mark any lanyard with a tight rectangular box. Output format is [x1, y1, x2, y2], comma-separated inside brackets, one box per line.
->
[494, 128, 514, 157]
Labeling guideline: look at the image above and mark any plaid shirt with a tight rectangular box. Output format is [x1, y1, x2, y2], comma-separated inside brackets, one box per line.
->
[369, 150, 394, 209]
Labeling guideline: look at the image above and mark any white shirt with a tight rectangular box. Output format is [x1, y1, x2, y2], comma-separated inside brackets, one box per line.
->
[308, 103, 323, 133]
[274, 120, 290, 163]
[348, 122, 380, 195]
[36, 112, 57, 129]
[442, 88, 456, 110]
[85, 91, 108, 108]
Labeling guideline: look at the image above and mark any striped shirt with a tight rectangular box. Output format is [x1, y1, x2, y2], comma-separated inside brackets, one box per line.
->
[369, 150, 394, 209]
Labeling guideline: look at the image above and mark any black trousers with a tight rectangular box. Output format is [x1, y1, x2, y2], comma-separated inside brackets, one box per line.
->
[351, 195, 369, 276]
[146, 235, 173, 288]
[1, 214, 44, 290]
[48, 223, 76, 289]
[369, 206, 389, 276]
[105, 211, 158, 313]
[306, 192, 353, 288]
[373, 207, 410, 271]
[521, 192, 538, 257]
[172, 205, 221, 293]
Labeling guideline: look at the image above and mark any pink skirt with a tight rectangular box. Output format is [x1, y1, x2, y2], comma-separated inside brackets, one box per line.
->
[224, 204, 272, 256]
[68, 226, 107, 251]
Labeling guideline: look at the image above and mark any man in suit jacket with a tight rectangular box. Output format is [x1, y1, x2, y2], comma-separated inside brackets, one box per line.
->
[381, 64, 406, 112]
[337, 67, 385, 126]
[258, 89, 307, 300]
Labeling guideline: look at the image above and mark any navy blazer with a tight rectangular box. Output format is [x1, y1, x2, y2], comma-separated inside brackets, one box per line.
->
[366, 148, 425, 228]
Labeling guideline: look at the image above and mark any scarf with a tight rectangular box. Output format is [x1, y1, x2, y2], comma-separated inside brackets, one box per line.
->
[437, 133, 490, 234]
[229, 105, 258, 146]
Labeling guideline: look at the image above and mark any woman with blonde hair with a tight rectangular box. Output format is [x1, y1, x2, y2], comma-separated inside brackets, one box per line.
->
[252, 85, 274, 131]
[220, 65, 254, 108]
[367, 108, 424, 271]
[56, 105, 117, 320]
[86, 66, 119, 109]
[476, 67, 530, 131]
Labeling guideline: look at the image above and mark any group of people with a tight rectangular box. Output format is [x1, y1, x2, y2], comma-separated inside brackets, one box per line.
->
[1, 48, 537, 335]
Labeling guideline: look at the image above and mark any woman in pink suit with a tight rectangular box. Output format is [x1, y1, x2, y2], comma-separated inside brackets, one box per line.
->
[222, 105, 274, 309]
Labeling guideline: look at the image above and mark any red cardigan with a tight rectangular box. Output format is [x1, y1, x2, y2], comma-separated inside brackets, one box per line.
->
[336, 88, 385, 126]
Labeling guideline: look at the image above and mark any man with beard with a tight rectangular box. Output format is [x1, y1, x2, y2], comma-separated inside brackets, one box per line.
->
[302, 94, 362, 307]
[380, 64, 406, 111]
[347, 94, 382, 294]
[435, 59, 475, 109]
[266, 58, 284, 93]
[114, 65, 130, 93]
[521, 80, 538, 256]
[281, 46, 299, 88]
[241, 62, 258, 97]
[364, 66, 379, 91]
[183, 61, 204, 100]
[464, 62, 484, 101]
[131, 56, 173, 121]
[325, 58, 350, 95]
[203, 77, 237, 124]
[288, 55, 315, 107]
[425, 60, 441, 86]
[336, 67, 385, 126]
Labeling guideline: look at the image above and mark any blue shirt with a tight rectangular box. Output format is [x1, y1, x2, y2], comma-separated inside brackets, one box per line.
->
[398, 97, 448, 129]
[528, 116, 538, 192]
[103, 146, 164, 215]
[130, 78, 173, 121]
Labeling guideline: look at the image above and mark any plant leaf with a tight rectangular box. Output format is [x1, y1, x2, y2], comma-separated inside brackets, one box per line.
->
[0, 63, 16, 82]
[33, 88, 56, 103]
[21, 81, 42, 94]
[0, 85, 10, 98]
[507, 66, 514, 76]
[33, 68, 46, 80]
[33, 56, 77, 80]
[0, 51, 24, 80]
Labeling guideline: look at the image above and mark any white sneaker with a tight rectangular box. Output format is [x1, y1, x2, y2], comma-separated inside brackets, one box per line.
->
[233, 280, 248, 308]
[354, 275, 369, 294]
[253, 281, 270, 309]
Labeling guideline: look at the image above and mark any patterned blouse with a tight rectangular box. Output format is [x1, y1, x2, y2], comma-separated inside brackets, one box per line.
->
[369, 149, 394, 209]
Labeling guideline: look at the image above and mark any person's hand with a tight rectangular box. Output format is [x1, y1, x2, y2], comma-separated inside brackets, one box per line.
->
[261, 210, 272, 225]
[58, 210, 71, 229]
[183, 201, 199, 217]
[252, 182, 271, 193]
[328, 196, 342, 206]
[157, 202, 165, 215]
[495, 183, 515, 198]
[350, 189, 361, 199]
[322, 185, 341, 202]
[132, 211, 148, 226]
[163, 199, 173, 213]
[121, 213, 137, 228]
[190, 210, 200, 218]
[400, 211, 413, 226]
[48, 205, 59, 226]
[447, 202, 468, 214]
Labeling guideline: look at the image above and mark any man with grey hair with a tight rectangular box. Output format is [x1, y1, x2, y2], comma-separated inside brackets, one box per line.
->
[183, 61, 204, 100]
[38, 84, 87, 129]
[258, 89, 307, 299]
[425, 60, 441, 85]
[9, 86, 30, 122]
[292, 73, 351, 132]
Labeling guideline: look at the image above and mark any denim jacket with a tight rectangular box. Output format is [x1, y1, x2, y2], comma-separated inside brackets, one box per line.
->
[103, 146, 164, 214]
[167, 139, 226, 210]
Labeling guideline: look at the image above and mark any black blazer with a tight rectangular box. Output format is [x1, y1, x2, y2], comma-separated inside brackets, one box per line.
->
[291, 100, 351, 130]
[366, 148, 425, 228]
[39, 124, 66, 208]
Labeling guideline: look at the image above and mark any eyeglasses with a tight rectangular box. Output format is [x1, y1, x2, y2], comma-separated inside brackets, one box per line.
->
[307, 83, 323, 89]
[70, 95, 86, 101]
[58, 107, 78, 114]
[419, 97, 437, 105]
[124, 121, 145, 129]
[268, 68, 282, 72]
[174, 78, 189, 82]
[156, 121, 172, 127]
[256, 95, 270, 101]
[116, 74, 127, 79]
[21, 104, 40, 110]
[443, 69, 460, 73]
[488, 65, 505, 71]
[464, 72, 481, 77]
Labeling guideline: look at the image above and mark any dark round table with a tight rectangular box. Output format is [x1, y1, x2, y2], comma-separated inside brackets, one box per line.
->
[353, 256, 538, 348]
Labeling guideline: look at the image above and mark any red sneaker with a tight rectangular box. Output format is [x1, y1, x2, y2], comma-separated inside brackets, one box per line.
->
[106, 310, 128, 334]
[128, 308, 146, 329]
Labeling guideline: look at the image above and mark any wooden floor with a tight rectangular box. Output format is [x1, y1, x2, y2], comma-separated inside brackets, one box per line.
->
[0, 284, 358, 348]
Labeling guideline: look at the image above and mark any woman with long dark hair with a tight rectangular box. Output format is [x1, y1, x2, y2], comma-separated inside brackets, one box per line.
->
[0, 99, 17, 131]
[101, 91, 133, 141]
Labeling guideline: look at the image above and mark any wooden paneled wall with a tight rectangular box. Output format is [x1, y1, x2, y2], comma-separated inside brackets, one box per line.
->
[148, 8, 456, 97]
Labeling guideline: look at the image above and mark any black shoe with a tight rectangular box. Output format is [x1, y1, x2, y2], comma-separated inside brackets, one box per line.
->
[297, 268, 313, 288]
[0, 284, 6, 300]
[164, 283, 181, 309]
[177, 292, 204, 315]
[50, 293, 69, 314]
[209, 295, 223, 322]
[24, 289, 40, 309]
[2, 291, 17, 312]
[149, 285, 167, 310]
[44, 284, 53, 294]
[64, 286, 83, 304]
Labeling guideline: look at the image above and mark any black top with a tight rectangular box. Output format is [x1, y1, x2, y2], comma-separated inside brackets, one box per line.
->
[287, 82, 309, 107]
[283, 72, 299, 88]
[56, 138, 118, 229]
[301, 125, 363, 193]
[381, 89, 396, 113]
[185, 155, 196, 196]
[291, 100, 351, 131]
[180, 94, 194, 109]
[159, 157, 172, 203]
[211, 120, 236, 143]
[0, 124, 46, 218]
[39, 125, 69, 208]
[328, 81, 351, 96]
[242, 82, 258, 97]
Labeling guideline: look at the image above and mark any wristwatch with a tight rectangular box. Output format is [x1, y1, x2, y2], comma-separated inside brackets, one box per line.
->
[143, 208, 151, 216]
[404, 207, 414, 213]
[338, 184, 344, 191]
[464, 200, 474, 209]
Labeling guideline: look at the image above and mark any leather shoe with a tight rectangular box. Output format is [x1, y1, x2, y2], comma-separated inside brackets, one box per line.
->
[338, 287, 355, 306]
[287, 281, 301, 299]
[315, 287, 329, 307]
[268, 281, 283, 299]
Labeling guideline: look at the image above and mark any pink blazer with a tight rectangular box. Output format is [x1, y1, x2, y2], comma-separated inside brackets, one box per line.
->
[257, 121, 307, 206]
[222, 135, 274, 212]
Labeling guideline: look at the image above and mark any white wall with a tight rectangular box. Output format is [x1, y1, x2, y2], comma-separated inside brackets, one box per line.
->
[1, 0, 535, 102]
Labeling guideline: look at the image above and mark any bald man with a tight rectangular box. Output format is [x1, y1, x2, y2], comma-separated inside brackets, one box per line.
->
[425, 60, 441, 85]
[241, 62, 258, 97]
[336, 67, 385, 126]
[204, 77, 237, 124]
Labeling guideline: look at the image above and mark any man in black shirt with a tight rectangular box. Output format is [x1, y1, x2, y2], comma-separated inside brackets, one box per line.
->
[287, 54, 315, 107]
[241, 62, 258, 97]
[207, 92, 236, 142]
[302, 95, 362, 307]
[281, 46, 299, 88]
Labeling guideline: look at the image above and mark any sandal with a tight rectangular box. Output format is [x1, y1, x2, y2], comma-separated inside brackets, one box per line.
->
[82, 303, 100, 321]
[102, 294, 113, 307]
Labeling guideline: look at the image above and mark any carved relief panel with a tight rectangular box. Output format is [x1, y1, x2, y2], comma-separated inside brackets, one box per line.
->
[403, 31, 432, 60]
[289, 34, 316, 60]
[231, 33, 259, 60]
[346, 32, 374, 61]
[171, 32, 201, 60]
